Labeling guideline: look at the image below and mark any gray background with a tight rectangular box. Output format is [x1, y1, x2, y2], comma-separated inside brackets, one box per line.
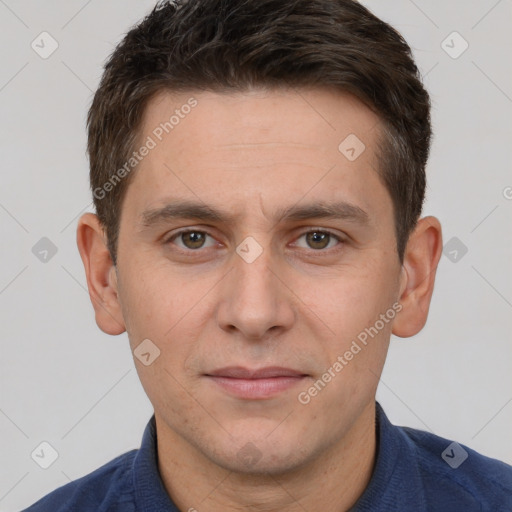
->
[1, 1, 511, 510]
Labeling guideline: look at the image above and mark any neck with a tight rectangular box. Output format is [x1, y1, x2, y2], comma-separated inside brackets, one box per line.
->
[156, 401, 377, 512]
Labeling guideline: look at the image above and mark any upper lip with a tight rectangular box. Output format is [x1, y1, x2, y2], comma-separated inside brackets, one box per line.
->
[206, 366, 307, 379]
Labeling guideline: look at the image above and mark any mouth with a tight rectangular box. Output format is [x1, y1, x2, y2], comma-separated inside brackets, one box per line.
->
[204, 366, 308, 400]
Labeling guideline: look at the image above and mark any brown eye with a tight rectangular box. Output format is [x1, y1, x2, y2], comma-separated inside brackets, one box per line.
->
[179, 231, 208, 249]
[305, 231, 331, 250]
[293, 230, 342, 251]
[164, 229, 219, 255]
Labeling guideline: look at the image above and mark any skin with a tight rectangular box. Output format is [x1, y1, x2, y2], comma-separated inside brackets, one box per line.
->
[77, 87, 442, 511]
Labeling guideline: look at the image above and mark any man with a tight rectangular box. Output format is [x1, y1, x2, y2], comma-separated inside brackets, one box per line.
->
[24, 0, 512, 510]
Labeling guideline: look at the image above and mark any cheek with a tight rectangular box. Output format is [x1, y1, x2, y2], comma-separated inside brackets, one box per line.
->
[119, 266, 207, 416]
[118, 262, 215, 373]
[119, 261, 183, 331]
[135, 355, 209, 443]
[297, 261, 399, 406]
[302, 260, 398, 338]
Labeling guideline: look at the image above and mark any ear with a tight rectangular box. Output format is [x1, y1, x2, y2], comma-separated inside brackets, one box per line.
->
[392, 216, 443, 338]
[76, 213, 126, 335]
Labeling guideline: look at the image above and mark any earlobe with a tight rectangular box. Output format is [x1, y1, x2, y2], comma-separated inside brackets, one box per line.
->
[392, 216, 443, 338]
[76, 213, 126, 335]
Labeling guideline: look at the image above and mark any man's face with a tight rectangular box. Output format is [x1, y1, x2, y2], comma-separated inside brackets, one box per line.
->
[114, 88, 403, 473]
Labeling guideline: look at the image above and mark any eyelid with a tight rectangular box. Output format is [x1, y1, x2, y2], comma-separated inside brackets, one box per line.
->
[163, 226, 346, 251]
[291, 228, 345, 249]
[164, 228, 219, 249]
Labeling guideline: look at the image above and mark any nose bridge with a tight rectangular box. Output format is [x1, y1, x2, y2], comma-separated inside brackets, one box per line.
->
[216, 238, 294, 339]
[235, 244, 276, 300]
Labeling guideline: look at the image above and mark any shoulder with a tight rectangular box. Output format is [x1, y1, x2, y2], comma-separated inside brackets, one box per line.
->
[400, 425, 512, 509]
[22, 449, 138, 512]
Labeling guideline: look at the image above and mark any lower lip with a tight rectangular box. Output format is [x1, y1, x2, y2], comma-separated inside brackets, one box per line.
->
[206, 376, 306, 399]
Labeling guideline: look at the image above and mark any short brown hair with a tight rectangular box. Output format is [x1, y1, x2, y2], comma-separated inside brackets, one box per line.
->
[87, 0, 431, 264]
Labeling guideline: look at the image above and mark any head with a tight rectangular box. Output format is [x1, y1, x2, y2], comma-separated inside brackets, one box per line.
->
[78, 0, 442, 476]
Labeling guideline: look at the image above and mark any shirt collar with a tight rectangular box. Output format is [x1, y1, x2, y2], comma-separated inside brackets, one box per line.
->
[351, 402, 426, 510]
[132, 415, 179, 512]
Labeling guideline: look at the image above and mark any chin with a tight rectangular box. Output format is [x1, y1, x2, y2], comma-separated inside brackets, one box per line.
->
[203, 429, 314, 476]
[215, 448, 309, 477]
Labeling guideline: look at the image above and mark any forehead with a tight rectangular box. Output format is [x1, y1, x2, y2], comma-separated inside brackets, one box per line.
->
[142, 87, 380, 149]
[125, 87, 390, 224]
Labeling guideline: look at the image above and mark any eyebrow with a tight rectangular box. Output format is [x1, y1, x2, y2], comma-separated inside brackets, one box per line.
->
[139, 199, 370, 229]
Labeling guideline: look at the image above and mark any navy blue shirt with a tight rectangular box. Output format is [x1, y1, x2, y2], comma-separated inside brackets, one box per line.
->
[23, 403, 512, 511]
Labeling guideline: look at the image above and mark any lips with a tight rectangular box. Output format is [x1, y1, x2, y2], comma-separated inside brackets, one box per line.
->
[207, 366, 306, 379]
[205, 366, 307, 399]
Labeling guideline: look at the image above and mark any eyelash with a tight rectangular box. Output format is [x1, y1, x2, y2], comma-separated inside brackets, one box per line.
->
[163, 228, 345, 254]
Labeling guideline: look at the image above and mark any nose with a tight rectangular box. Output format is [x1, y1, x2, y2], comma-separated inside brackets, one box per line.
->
[215, 242, 296, 341]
